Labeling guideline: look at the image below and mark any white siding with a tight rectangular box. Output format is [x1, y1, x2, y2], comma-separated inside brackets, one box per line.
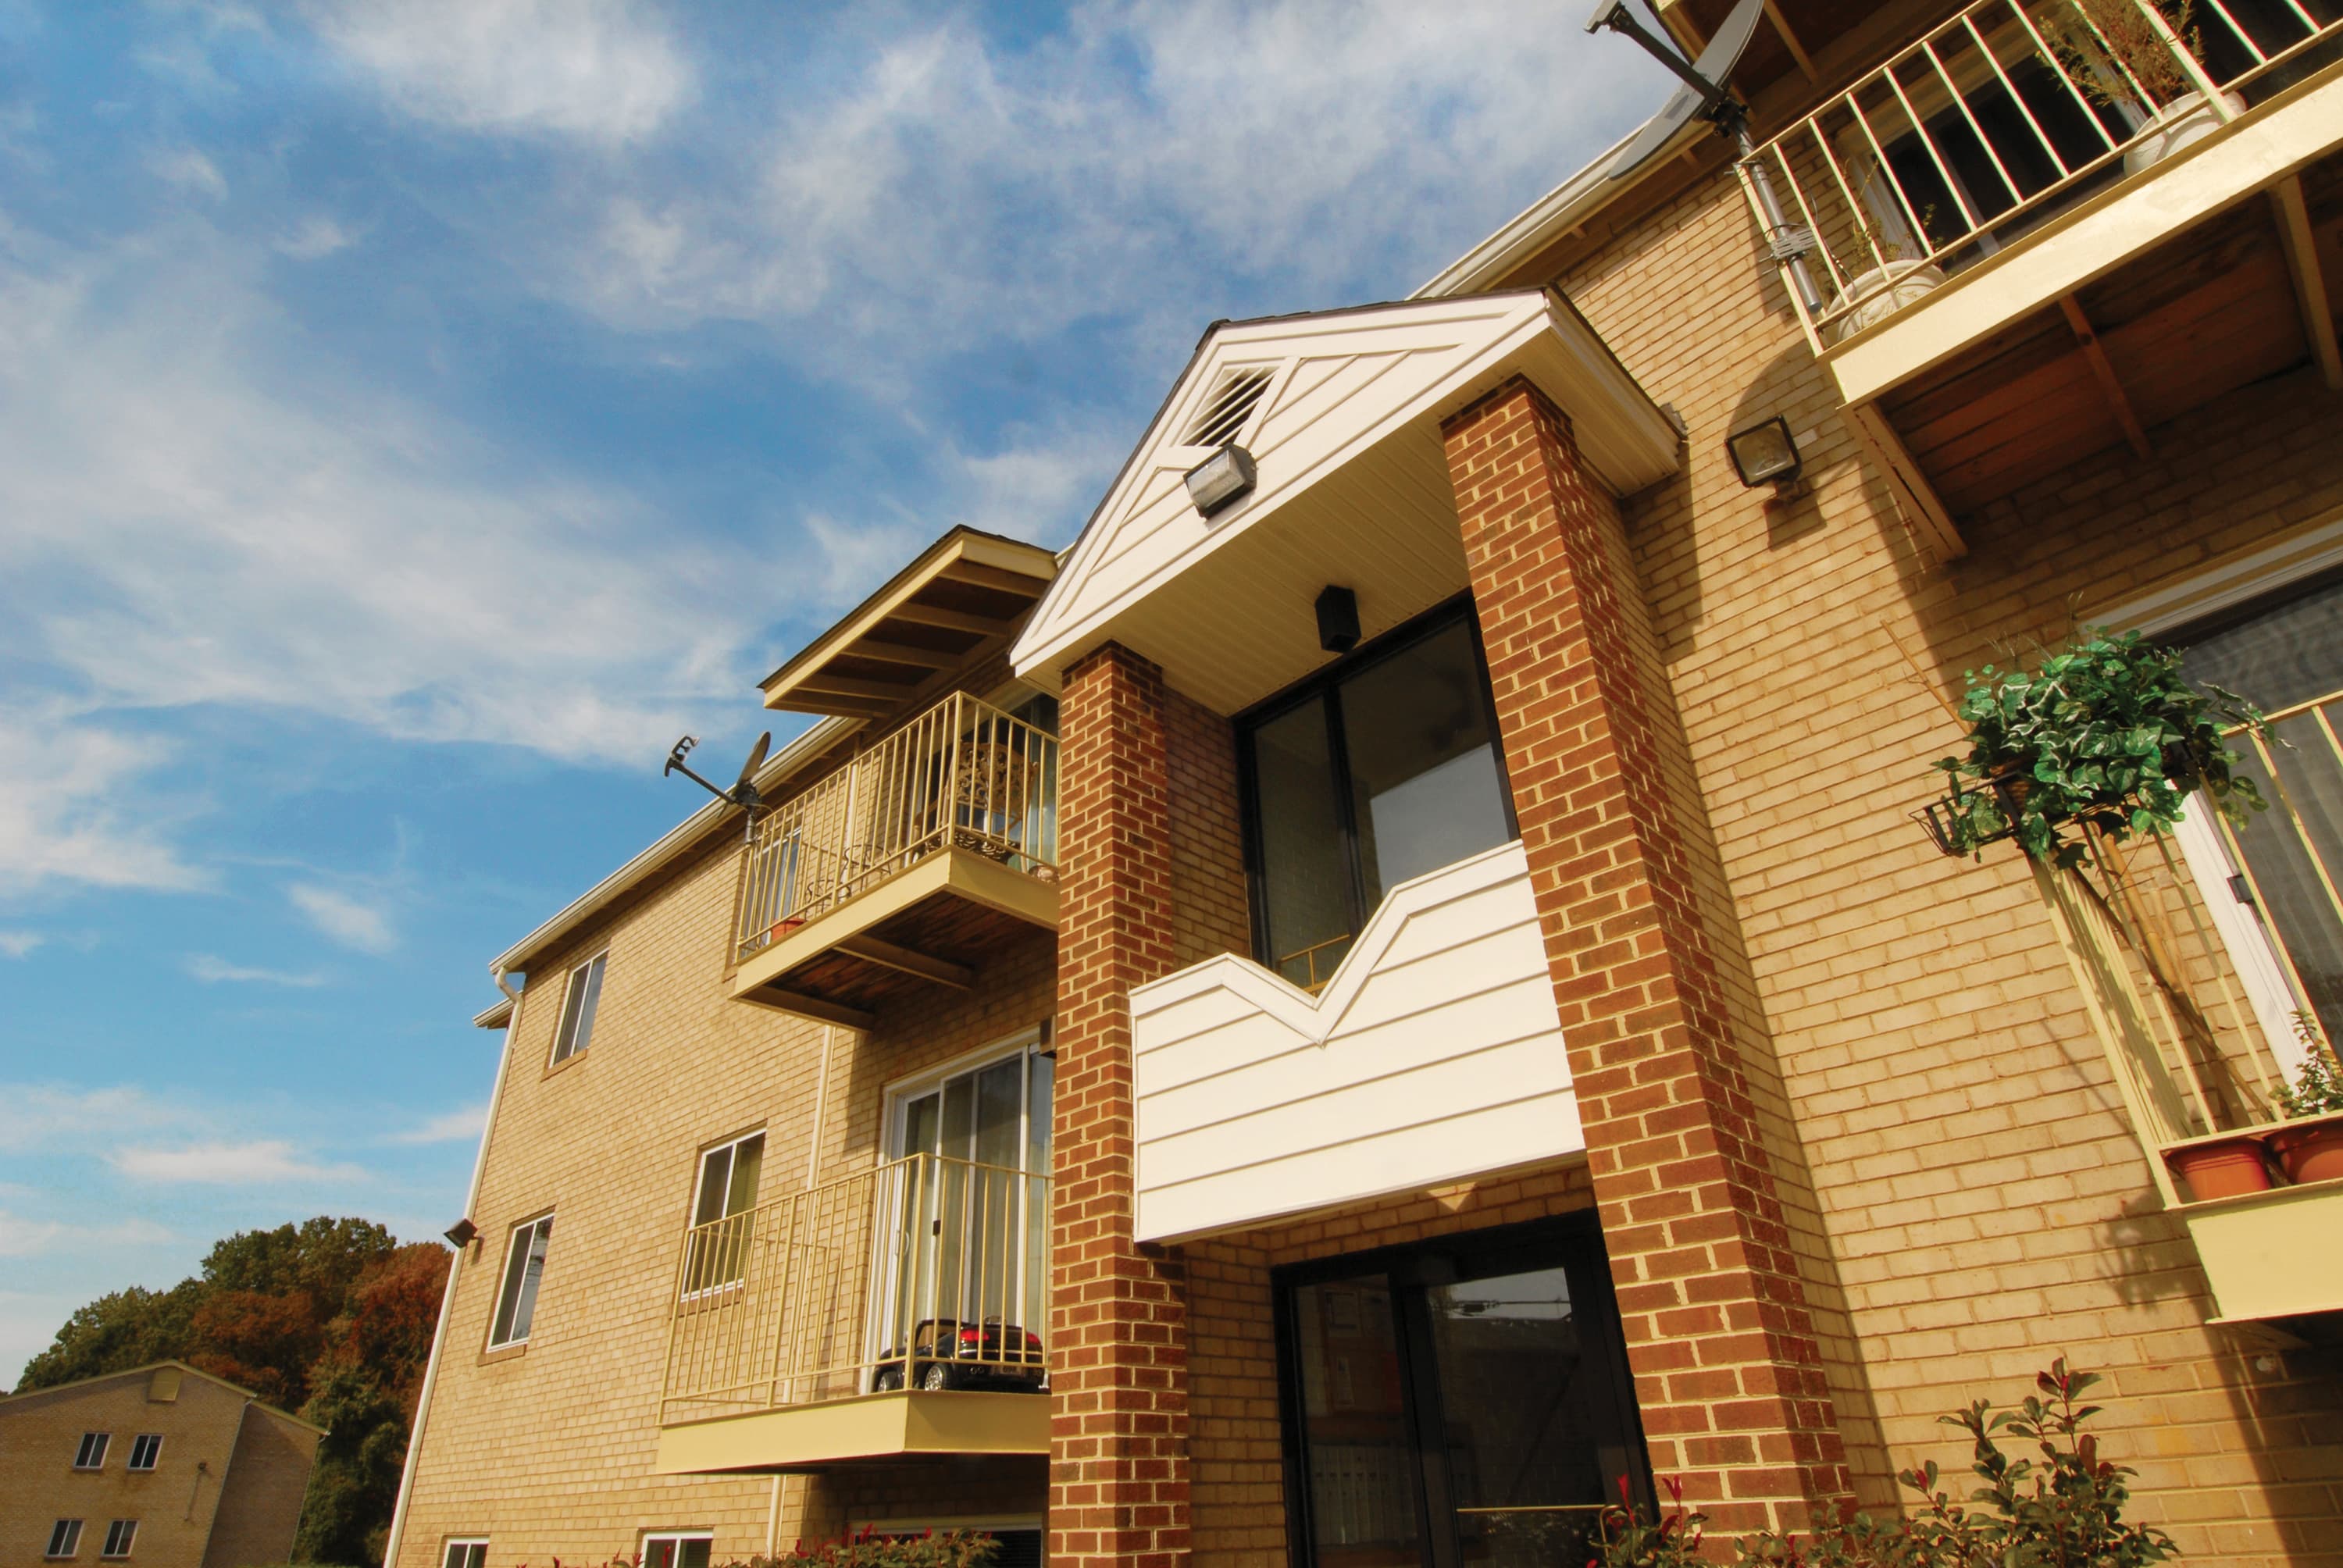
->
[1129, 840, 1582, 1242]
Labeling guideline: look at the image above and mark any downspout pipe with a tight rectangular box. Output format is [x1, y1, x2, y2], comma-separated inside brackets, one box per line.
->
[381, 964, 523, 1568]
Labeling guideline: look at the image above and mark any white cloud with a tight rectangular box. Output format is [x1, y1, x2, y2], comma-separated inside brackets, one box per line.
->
[286, 883, 395, 953]
[389, 1102, 488, 1145]
[0, 704, 208, 895]
[5, 1085, 188, 1150]
[0, 931, 42, 958]
[146, 145, 226, 198]
[305, 0, 691, 144]
[0, 1212, 169, 1259]
[185, 953, 327, 987]
[108, 1140, 367, 1185]
[274, 215, 355, 260]
[0, 1211, 63, 1258]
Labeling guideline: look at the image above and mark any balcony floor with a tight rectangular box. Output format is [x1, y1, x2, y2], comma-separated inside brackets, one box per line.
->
[651, 1389, 1050, 1475]
[729, 846, 1058, 1028]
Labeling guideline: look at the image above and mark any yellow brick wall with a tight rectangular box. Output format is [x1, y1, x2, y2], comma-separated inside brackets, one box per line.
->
[201, 1406, 323, 1568]
[0, 1368, 308, 1568]
[394, 799, 1057, 1568]
[1531, 128, 2343, 1563]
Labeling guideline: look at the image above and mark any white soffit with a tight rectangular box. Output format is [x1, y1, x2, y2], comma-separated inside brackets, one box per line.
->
[1009, 290, 1678, 707]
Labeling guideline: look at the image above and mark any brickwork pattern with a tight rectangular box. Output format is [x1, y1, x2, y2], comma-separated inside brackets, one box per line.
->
[1050, 642, 1191, 1568]
[1532, 125, 2343, 1560]
[1164, 688, 1252, 969]
[1444, 377, 1849, 1535]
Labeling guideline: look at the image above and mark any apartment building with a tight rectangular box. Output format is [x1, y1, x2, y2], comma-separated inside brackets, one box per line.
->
[0, 1363, 323, 1568]
[388, 2, 2343, 1566]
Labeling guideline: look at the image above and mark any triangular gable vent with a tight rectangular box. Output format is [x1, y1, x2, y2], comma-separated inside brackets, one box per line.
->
[1182, 367, 1273, 447]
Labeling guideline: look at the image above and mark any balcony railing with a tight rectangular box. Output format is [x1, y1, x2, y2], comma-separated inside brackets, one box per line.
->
[733, 692, 1058, 964]
[661, 1153, 1050, 1424]
[1741, 0, 2343, 345]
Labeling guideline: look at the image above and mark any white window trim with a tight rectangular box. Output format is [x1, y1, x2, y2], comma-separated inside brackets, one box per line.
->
[440, 1537, 489, 1568]
[126, 1434, 161, 1472]
[100, 1520, 136, 1561]
[72, 1433, 108, 1471]
[881, 1028, 1047, 1158]
[680, 1129, 767, 1303]
[548, 949, 609, 1067]
[46, 1520, 83, 1560]
[485, 1212, 555, 1350]
[2095, 506, 2343, 1079]
[638, 1529, 714, 1568]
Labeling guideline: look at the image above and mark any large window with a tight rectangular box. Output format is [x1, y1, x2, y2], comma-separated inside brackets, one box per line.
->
[681, 1131, 765, 1294]
[1241, 603, 1514, 989]
[1275, 1219, 1646, 1568]
[549, 951, 607, 1067]
[487, 1213, 554, 1349]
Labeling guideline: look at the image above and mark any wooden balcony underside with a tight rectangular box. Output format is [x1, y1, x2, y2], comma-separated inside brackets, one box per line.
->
[729, 848, 1058, 1028]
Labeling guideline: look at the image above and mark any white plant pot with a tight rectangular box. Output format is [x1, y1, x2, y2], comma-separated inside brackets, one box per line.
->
[1828, 260, 1947, 344]
[2123, 91, 2248, 176]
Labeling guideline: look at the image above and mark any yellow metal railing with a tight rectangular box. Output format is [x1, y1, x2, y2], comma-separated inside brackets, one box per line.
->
[734, 692, 1058, 962]
[660, 1153, 1050, 1424]
[1740, 0, 2342, 347]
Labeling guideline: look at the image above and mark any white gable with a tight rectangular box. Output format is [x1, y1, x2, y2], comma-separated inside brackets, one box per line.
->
[1011, 290, 1678, 705]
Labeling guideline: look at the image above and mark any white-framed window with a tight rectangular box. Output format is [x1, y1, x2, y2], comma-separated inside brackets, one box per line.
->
[100, 1521, 136, 1561]
[440, 1538, 489, 1568]
[46, 1520, 82, 1560]
[640, 1531, 712, 1568]
[549, 951, 608, 1066]
[681, 1131, 765, 1295]
[72, 1433, 108, 1470]
[487, 1213, 554, 1349]
[126, 1435, 161, 1472]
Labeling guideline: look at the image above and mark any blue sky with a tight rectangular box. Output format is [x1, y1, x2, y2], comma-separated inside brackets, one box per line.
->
[0, 0, 1668, 1385]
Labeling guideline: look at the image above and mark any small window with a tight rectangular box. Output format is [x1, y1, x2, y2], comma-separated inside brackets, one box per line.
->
[441, 1539, 489, 1568]
[100, 1522, 136, 1561]
[683, 1132, 765, 1293]
[641, 1533, 712, 1568]
[549, 952, 607, 1066]
[46, 1520, 82, 1560]
[73, 1433, 109, 1470]
[487, 1214, 554, 1348]
[126, 1435, 162, 1472]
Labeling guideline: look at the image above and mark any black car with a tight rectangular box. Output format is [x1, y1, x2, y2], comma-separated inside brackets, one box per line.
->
[870, 1317, 1047, 1392]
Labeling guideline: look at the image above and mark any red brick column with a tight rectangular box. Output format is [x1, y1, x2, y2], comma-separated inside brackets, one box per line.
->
[1050, 641, 1189, 1568]
[1444, 378, 1849, 1535]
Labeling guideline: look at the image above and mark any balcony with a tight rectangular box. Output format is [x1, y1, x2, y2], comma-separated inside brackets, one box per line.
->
[729, 691, 1059, 1028]
[653, 1153, 1051, 1474]
[1739, 0, 2343, 553]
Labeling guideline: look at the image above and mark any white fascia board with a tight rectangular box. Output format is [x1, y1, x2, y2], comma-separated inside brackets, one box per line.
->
[487, 715, 856, 976]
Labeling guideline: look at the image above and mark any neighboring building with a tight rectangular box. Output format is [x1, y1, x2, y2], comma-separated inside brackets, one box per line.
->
[389, 4, 2343, 1568]
[0, 1363, 323, 1568]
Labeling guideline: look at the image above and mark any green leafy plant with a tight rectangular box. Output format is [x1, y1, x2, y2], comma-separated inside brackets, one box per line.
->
[1596, 1362, 2177, 1568]
[515, 1531, 1002, 1568]
[2277, 1017, 2343, 1116]
[2045, 0, 2205, 109]
[1924, 629, 2264, 868]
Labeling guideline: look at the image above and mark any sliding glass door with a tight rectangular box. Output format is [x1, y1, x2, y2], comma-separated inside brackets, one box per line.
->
[1276, 1220, 1646, 1568]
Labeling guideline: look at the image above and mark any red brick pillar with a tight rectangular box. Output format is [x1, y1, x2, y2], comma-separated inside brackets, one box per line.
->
[1050, 641, 1189, 1568]
[1443, 378, 1849, 1535]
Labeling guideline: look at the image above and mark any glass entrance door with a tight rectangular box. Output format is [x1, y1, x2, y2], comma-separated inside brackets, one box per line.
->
[1278, 1221, 1646, 1568]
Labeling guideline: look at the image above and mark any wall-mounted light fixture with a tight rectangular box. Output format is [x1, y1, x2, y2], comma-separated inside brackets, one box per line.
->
[1726, 414, 1803, 488]
[1315, 586, 1361, 654]
[1185, 444, 1257, 517]
[444, 1217, 479, 1248]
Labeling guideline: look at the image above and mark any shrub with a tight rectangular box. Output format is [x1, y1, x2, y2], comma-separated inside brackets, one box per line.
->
[513, 1527, 1002, 1568]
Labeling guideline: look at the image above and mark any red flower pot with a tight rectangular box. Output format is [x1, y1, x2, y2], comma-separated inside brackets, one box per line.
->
[2167, 1139, 2273, 1202]
[2270, 1122, 2343, 1185]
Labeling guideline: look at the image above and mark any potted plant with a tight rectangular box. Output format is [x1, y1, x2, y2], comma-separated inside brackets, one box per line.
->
[2049, 0, 2245, 175]
[2166, 1134, 2276, 1199]
[1825, 191, 1945, 343]
[2272, 1024, 2343, 1183]
[1921, 628, 2265, 867]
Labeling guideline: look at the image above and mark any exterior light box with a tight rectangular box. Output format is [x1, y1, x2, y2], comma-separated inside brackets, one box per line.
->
[1727, 415, 1802, 487]
[1185, 444, 1257, 517]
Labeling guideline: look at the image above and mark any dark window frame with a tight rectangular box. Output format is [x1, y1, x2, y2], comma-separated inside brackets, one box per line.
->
[1268, 1213, 1652, 1568]
[1234, 595, 1517, 977]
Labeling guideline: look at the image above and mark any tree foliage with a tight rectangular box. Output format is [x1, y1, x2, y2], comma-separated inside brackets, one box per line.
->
[12, 1216, 449, 1566]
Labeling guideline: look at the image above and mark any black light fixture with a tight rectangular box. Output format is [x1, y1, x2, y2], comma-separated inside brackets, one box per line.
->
[1315, 586, 1361, 654]
[444, 1217, 478, 1248]
[1184, 444, 1257, 516]
[1726, 415, 1803, 488]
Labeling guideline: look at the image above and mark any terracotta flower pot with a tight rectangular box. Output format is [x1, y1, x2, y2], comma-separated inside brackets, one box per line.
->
[2270, 1122, 2343, 1185]
[2167, 1139, 2273, 1201]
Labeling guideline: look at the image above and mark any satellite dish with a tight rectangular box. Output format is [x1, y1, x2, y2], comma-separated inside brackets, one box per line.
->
[663, 729, 774, 820]
[1588, 0, 1768, 180]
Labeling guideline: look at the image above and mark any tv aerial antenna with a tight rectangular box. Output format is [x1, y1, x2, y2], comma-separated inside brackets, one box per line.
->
[665, 729, 772, 836]
[1584, 0, 1825, 314]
